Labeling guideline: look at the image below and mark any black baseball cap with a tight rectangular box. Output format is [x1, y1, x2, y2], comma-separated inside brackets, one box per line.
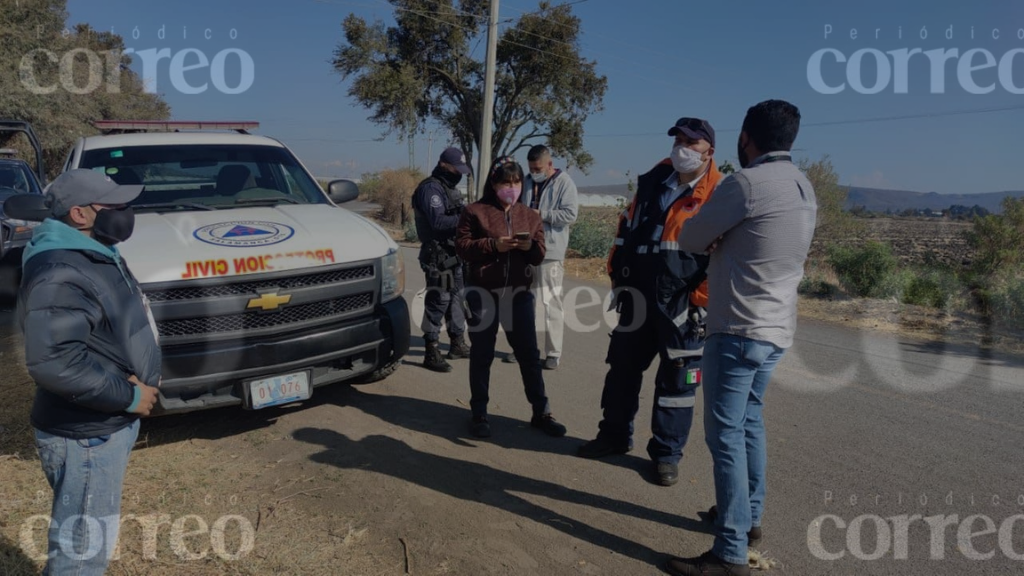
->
[440, 147, 472, 174]
[46, 169, 143, 217]
[668, 117, 715, 148]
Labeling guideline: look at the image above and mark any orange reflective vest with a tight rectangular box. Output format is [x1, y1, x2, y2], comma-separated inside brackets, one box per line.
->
[607, 158, 722, 308]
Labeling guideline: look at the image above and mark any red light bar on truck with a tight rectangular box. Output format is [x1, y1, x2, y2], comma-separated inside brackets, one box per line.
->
[93, 121, 259, 134]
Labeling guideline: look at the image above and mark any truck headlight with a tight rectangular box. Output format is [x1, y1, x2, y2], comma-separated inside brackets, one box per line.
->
[381, 248, 405, 302]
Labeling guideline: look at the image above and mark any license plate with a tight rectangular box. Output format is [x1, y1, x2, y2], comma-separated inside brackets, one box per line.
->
[247, 371, 311, 409]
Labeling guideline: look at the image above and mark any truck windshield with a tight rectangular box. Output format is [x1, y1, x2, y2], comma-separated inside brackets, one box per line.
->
[0, 161, 42, 195]
[78, 144, 329, 211]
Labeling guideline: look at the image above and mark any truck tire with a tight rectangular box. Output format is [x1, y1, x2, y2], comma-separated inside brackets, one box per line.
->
[352, 360, 400, 384]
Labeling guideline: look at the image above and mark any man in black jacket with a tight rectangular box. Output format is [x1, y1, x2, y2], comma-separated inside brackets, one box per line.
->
[18, 169, 161, 575]
[413, 147, 472, 372]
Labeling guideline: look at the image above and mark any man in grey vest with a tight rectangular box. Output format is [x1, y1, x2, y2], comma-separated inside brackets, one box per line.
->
[665, 100, 817, 576]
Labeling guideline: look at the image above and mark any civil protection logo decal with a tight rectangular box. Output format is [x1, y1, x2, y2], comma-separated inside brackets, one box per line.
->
[193, 221, 295, 247]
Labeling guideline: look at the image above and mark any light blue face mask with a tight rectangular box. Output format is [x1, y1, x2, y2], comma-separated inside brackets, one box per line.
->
[531, 171, 548, 183]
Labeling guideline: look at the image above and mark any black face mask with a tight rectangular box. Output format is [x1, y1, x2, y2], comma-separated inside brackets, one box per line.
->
[434, 166, 463, 188]
[92, 206, 135, 246]
[737, 137, 751, 169]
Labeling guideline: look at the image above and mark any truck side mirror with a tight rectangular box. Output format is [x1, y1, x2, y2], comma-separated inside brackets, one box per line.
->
[326, 180, 359, 204]
[3, 193, 50, 222]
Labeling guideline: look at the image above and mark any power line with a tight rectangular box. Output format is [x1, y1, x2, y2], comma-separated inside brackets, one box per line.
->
[498, 1, 691, 65]
[585, 104, 1024, 138]
[271, 103, 1024, 144]
[276, 137, 385, 143]
[493, 2, 718, 82]
[317, 0, 712, 91]
[315, 0, 486, 23]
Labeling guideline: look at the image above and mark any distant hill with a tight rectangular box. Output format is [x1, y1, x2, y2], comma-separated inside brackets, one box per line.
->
[580, 183, 1024, 214]
[844, 187, 1024, 214]
[579, 184, 631, 197]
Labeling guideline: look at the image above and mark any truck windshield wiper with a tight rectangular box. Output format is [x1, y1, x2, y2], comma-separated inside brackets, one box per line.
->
[234, 197, 302, 205]
[133, 202, 220, 212]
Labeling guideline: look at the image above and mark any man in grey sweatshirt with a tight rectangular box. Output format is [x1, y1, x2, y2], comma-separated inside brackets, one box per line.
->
[665, 100, 817, 576]
[514, 144, 579, 370]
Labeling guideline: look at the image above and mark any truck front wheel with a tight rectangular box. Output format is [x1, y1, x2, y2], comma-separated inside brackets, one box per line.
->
[352, 360, 400, 384]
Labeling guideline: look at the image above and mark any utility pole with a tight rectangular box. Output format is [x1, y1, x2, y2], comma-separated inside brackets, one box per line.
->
[476, 0, 499, 199]
[426, 129, 435, 174]
[407, 127, 415, 170]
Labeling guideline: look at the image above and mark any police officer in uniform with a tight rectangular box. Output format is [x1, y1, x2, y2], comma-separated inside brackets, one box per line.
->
[413, 147, 472, 372]
[578, 118, 723, 487]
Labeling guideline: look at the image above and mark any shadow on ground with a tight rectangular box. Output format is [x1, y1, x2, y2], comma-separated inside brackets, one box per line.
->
[0, 532, 38, 576]
[292, 425, 710, 571]
[899, 337, 1024, 369]
[324, 385, 667, 483]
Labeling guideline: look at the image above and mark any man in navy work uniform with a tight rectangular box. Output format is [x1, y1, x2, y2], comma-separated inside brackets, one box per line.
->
[19, 169, 161, 576]
[413, 147, 472, 372]
[578, 117, 724, 488]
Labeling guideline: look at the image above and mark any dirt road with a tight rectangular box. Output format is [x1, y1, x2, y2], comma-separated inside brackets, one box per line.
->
[3, 245, 1024, 575]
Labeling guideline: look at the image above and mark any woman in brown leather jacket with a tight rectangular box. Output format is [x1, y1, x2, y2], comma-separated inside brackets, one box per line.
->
[455, 156, 567, 439]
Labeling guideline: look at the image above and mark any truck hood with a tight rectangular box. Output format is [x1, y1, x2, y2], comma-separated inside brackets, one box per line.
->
[120, 204, 394, 284]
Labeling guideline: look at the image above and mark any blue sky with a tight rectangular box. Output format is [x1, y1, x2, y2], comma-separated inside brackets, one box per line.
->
[62, 0, 1024, 194]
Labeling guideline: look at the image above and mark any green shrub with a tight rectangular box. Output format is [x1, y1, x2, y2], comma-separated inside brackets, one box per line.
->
[357, 171, 382, 202]
[798, 274, 840, 298]
[966, 197, 1024, 275]
[872, 268, 915, 300]
[977, 271, 1024, 329]
[568, 209, 618, 259]
[902, 269, 961, 309]
[403, 219, 419, 242]
[826, 241, 898, 297]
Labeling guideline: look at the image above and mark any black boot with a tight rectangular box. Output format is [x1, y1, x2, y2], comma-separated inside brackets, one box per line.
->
[447, 333, 470, 359]
[423, 340, 452, 372]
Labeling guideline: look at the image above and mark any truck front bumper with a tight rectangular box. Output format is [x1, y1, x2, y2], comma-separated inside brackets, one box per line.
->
[153, 296, 409, 415]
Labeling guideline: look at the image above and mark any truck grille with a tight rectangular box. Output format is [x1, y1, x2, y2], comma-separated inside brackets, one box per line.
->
[146, 266, 374, 302]
[156, 292, 374, 338]
[148, 264, 376, 301]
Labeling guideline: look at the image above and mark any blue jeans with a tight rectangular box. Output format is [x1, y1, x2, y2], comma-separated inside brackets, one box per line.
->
[34, 419, 140, 576]
[702, 334, 784, 565]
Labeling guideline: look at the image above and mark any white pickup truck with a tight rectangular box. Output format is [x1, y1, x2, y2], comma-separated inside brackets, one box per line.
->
[46, 120, 409, 414]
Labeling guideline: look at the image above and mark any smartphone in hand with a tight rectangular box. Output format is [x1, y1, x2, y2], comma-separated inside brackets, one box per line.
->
[514, 232, 530, 241]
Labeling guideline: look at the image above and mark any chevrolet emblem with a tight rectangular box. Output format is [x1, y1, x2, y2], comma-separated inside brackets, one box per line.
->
[247, 292, 292, 311]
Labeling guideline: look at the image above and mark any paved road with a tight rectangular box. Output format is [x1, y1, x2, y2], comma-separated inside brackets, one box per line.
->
[3, 245, 1023, 575]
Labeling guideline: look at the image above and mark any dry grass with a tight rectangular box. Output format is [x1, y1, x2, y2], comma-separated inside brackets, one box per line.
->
[0, 334, 391, 576]
[563, 257, 610, 284]
[359, 168, 424, 227]
[748, 548, 781, 571]
[797, 295, 1024, 356]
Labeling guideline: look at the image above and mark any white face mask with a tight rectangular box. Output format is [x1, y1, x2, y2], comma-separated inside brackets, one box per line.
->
[531, 171, 548, 183]
[671, 145, 704, 174]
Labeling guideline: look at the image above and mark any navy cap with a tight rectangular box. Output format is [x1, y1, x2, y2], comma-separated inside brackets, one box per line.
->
[440, 147, 471, 174]
[46, 169, 143, 217]
[668, 117, 715, 148]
